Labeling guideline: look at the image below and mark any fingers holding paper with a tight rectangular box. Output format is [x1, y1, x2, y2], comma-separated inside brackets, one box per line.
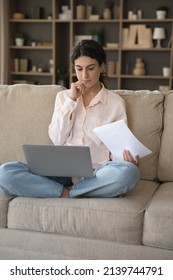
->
[123, 149, 140, 167]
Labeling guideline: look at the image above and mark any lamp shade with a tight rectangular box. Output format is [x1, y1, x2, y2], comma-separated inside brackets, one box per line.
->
[153, 27, 165, 40]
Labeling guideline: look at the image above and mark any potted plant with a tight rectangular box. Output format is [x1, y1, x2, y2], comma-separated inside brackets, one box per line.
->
[14, 33, 25, 46]
[156, 6, 168, 19]
[90, 28, 104, 45]
[30, 39, 37, 47]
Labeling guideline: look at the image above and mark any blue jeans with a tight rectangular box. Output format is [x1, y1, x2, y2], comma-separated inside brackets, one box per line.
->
[0, 161, 140, 198]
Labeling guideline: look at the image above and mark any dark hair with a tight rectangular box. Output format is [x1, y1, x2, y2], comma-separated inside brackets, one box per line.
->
[70, 39, 108, 87]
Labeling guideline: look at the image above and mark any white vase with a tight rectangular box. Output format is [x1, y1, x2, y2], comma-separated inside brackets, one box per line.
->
[15, 38, 24, 46]
[156, 10, 166, 19]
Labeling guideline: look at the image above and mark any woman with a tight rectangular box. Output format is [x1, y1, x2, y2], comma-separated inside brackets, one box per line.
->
[0, 40, 140, 198]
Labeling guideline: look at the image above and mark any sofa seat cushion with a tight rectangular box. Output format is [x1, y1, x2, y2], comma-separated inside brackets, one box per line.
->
[143, 182, 173, 250]
[7, 180, 158, 245]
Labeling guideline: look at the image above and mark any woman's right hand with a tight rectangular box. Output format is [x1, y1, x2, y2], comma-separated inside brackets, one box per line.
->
[69, 81, 85, 101]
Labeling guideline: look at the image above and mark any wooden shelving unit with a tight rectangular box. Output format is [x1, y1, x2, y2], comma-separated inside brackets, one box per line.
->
[8, 0, 173, 91]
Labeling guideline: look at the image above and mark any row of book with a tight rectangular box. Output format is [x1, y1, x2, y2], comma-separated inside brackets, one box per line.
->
[107, 60, 119, 75]
[14, 58, 28, 72]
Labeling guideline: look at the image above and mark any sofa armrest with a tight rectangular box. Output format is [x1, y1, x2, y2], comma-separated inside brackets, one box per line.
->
[0, 193, 14, 228]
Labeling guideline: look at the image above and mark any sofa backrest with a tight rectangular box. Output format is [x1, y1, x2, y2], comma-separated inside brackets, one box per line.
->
[158, 91, 173, 181]
[114, 90, 163, 180]
[0, 84, 64, 163]
[0, 85, 164, 181]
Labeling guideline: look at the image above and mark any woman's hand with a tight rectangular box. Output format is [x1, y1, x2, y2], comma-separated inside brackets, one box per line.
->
[123, 149, 140, 167]
[69, 81, 86, 101]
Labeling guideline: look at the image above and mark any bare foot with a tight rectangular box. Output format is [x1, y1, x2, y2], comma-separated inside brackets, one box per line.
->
[60, 186, 71, 198]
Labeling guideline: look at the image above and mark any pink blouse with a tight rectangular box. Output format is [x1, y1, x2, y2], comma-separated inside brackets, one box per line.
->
[48, 85, 127, 165]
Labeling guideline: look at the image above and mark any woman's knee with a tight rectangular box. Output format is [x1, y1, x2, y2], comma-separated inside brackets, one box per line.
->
[108, 161, 140, 195]
[125, 162, 140, 186]
[101, 161, 140, 189]
[0, 161, 27, 183]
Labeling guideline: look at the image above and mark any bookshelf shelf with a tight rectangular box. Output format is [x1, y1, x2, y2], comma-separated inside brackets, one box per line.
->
[7, 0, 173, 90]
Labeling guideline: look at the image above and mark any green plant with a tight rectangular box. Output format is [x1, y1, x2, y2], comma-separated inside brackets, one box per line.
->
[15, 33, 25, 39]
[90, 28, 104, 45]
[90, 28, 103, 36]
[156, 6, 168, 12]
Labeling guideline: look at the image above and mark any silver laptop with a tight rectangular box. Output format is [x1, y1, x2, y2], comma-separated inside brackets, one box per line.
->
[22, 144, 95, 178]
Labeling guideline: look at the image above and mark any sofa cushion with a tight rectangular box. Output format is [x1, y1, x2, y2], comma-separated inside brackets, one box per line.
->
[0, 84, 65, 164]
[158, 91, 173, 181]
[7, 181, 158, 245]
[114, 90, 163, 181]
[143, 182, 173, 250]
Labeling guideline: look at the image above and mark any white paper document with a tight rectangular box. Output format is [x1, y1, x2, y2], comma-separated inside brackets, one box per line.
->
[93, 119, 152, 160]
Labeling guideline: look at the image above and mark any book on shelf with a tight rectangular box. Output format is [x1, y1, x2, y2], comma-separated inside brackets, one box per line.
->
[107, 60, 119, 76]
[122, 25, 153, 48]
[14, 58, 28, 72]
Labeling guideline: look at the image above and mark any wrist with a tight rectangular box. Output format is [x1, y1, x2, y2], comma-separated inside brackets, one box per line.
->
[69, 95, 77, 101]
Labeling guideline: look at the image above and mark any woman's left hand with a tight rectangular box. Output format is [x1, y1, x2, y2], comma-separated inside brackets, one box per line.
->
[123, 149, 140, 167]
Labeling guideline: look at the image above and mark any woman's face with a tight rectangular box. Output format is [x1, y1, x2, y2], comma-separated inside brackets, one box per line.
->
[74, 56, 103, 89]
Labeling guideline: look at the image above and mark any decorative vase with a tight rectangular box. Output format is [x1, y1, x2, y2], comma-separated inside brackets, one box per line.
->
[133, 58, 146, 76]
[15, 38, 24, 46]
[103, 8, 111, 20]
[76, 5, 85, 19]
[92, 35, 103, 45]
[156, 10, 166, 19]
[49, 59, 54, 73]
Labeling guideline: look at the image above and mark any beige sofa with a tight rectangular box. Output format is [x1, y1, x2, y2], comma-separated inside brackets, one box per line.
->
[0, 84, 173, 260]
